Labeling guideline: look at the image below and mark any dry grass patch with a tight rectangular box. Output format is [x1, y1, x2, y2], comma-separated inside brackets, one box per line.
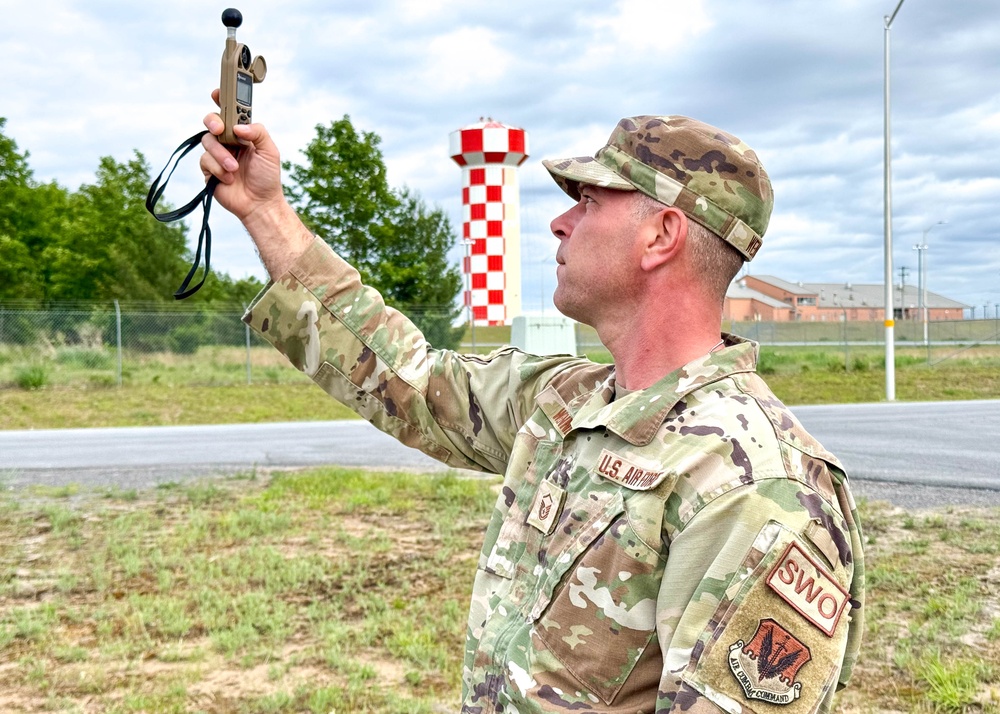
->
[0, 468, 495, 713]
[838, 500, 1000, 713]
[0, 470, 998, 712]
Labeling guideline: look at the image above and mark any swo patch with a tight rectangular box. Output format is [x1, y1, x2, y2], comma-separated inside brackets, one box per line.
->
[767, 541, 849, 637]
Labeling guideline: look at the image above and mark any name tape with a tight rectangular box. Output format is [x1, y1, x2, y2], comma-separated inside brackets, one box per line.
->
[595, 448, 666, 490]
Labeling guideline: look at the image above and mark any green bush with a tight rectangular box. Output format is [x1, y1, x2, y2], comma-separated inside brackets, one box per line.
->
[758, 349, 806, 375]
[88, 374, 117, 388]
[0, 313, 39, 345]
[168, 325, 204, 355]
[56, 347, 113, 370]
[15, 365, 48, 390]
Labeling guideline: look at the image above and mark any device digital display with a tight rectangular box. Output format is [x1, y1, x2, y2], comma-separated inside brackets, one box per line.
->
[236, 72, 253, 106]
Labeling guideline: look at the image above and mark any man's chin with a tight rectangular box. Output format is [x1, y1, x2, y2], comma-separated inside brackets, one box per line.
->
[552, 293, 587, 326]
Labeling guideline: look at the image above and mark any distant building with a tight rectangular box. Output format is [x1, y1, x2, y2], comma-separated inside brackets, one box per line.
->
[724, 281, 793, 321]
[725, 275, 970, 322]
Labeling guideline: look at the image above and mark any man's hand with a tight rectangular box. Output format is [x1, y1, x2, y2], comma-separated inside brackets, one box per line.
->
[200, 90, 313, 278]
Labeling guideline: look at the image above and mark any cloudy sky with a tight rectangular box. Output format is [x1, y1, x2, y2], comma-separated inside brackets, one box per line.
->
[3, 0, 999, 316]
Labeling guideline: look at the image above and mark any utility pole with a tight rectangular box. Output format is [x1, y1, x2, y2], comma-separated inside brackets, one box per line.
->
[915, 221, 945, 354]
[898, 266, 909, 319]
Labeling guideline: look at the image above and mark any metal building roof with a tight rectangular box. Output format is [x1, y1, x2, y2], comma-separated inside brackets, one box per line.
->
[801, 283, 969, 310]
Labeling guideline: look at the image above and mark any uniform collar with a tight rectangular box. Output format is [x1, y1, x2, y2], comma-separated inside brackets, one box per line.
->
[569, 334, 759, 446]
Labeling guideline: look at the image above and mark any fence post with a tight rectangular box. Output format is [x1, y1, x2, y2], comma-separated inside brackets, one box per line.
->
[244, 304, 252, 385]
[114, 299, 123, 387]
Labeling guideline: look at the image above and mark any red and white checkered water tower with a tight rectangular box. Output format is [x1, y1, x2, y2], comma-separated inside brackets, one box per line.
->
[449, 119, 529, 326]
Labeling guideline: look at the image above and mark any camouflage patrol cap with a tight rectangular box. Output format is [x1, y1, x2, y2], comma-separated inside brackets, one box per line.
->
[542, 116, 773, 261]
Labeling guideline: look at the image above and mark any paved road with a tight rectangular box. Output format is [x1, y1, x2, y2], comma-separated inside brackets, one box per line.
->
[792, 400, 1000, 508]
[792, 400, 1000, 490]
[2, 400, 999, 508]
[0, 421, 445, 491]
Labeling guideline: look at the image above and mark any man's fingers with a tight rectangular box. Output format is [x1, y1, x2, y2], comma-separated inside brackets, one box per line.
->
[200, 134, 238, 178]
[211, 88, 221, 107]
[199, 150, 233, 184]
[201, 130, 238, 170]
[233, 122, 274, 153]
[203, 112, 225, 137]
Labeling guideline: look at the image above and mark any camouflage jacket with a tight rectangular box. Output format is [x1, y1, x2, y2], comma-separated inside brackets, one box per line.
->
[244, 238, 865, 714]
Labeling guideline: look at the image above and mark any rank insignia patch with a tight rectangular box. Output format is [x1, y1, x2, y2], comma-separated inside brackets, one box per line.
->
[728, 619, 811, 706]
[526, 480, 564, 535]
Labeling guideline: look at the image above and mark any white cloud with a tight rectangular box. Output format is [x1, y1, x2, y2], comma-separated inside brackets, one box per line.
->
[412, 27, 513, 95]
[1, 0, 998, 311]
[586, 0, 714, 54]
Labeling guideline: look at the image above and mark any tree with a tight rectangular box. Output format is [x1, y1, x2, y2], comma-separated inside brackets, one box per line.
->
[284, 116, 464, 348]
[0, 234, 41, 299]
[0, 117, 53, 300]
[189, 272, 266, 306]
[283, 117, 396, 277]
[0, 117, 31, 188]
[46, 153, 190, 302]
[376, 188, 464, 348]
[0, 119, 265, 306]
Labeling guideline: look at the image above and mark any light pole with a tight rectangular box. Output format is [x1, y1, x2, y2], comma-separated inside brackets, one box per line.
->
[883, 0, 906, 401]
[463, 238, 476, 352]
[913, 220, 945, 362]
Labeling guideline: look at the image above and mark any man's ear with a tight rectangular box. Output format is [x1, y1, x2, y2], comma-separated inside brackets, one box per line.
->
[640, 206, 688, 272]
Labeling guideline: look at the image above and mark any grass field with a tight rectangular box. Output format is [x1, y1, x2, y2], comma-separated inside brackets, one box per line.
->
[0, 469, 997, 713]
[2, 343, 999, 430]
[4, 325, 998, 711]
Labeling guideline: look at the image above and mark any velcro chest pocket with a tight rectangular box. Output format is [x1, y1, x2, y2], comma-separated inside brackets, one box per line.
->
[478, 439, 562, 579]
[530, 489, 667, 705]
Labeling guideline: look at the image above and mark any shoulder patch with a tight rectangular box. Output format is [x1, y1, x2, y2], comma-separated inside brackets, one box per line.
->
[729, 618, 811, 705]
[767, 541, 849, 637]
[594, 448, 669, 490]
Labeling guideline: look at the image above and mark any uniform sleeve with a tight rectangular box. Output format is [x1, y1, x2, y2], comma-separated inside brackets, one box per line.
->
[654, 476, 859, 714]
[243, 237, 585, 475]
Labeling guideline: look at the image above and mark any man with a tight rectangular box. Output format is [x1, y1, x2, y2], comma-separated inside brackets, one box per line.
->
[201, 111, 864, 713]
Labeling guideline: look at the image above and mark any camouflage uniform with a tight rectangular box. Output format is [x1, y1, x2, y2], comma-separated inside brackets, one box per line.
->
[243, 115, 864, 713]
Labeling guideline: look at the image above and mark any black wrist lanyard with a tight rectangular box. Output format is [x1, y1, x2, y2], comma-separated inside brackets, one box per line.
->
[145, 130, 224, 300]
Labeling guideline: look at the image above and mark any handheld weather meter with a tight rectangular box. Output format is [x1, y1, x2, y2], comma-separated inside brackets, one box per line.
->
[145, 8, 269, 298]
[218, 8, 267, 146]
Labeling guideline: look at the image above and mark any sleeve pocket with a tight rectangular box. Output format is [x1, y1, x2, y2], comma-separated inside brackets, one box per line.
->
[683, 521, 853, 714]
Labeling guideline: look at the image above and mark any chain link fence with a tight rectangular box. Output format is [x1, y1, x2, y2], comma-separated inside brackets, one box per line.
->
[0, 301, 279, 390]
[725, 318, 1000, 345]
[2, 302, 998, 390]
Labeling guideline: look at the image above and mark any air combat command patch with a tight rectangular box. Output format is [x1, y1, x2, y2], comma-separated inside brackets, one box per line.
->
[729, 619, 811, 705]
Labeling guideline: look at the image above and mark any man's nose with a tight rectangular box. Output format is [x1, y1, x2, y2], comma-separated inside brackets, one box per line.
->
[550, 205, 577, 241]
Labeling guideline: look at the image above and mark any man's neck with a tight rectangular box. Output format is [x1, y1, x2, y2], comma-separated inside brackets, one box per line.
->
[597, 293, 723, 391]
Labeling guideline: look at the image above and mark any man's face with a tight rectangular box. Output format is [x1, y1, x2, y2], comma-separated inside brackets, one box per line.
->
[549, 185, 648, 326]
